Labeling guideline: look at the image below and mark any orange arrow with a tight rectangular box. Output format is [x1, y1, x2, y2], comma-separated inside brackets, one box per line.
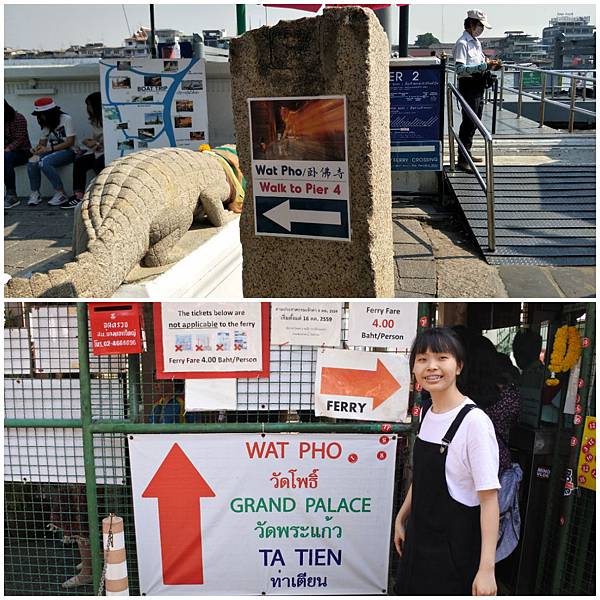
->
[320, 359, 401, 409]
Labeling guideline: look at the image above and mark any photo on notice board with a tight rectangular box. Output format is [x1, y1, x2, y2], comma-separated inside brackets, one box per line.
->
[144, 112, 163, 125]
[250, 97, 346, 161]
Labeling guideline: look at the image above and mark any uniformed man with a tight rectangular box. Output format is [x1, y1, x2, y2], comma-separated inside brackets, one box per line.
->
[453, 10, 501, 172]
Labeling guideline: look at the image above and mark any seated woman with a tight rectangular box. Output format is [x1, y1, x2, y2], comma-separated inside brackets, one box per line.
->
[27, 97, 76, 207]
[62, 92, 105, 210]
[4, 100, 32, 208]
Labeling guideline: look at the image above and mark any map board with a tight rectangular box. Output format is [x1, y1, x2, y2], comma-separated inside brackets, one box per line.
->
[100, 58, 209, 163]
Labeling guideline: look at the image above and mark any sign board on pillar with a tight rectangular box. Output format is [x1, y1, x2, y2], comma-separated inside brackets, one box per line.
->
[249, 96, 351, 241]
[153, 302, 270, 379]
[347, 302, 418, 349]
[129, 433, 397, 595]
[315, 349, 410, 422]
[389, 58, 444, 171]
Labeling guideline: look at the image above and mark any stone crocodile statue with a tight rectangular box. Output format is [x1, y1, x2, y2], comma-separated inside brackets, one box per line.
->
[5, 147, 241, 298]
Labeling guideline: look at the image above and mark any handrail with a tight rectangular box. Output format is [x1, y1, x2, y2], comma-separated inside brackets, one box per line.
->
[506, 64, 596, 84]
[501, 64, 596, 131]
[446, 82, 496, 252]
[448, 62, 596, 132]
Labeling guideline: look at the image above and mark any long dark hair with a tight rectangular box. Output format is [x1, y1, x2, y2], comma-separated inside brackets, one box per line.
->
[5, 100, 16, 123]
[36, 106, 65, 132]
[409, 327, 467, 392]
[85, 91, 102, 127]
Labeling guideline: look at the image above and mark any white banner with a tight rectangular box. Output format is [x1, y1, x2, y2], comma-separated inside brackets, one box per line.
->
[270, 302, 343, 347]
[315, 349, 410, 422]
[100, 58, 209, 164]
[129, 434, 396, 595]
[185, 379, 237, 411]
[155, 303, 268, 378]
[347, 302, 418, 349]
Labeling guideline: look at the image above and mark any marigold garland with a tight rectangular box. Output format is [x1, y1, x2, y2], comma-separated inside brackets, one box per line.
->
[546, 326, 582, 386]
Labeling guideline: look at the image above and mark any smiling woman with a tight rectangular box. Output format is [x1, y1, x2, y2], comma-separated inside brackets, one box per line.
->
[394, 327, 500, 596]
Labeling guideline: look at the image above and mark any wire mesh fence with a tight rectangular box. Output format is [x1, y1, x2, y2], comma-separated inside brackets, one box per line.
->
[4, 302, 419, 595]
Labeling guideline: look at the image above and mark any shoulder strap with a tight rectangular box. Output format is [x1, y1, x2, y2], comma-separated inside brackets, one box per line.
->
[440, 404, 479, 454]
[417, 395, 433, 435]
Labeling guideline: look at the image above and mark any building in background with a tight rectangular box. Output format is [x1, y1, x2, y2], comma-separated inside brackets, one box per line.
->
[542, 13, 596, 67]
[496, 31, 548, 65]
[4, 26, 230, 61]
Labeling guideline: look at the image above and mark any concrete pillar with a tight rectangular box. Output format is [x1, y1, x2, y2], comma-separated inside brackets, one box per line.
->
[230, 7, 394, 298]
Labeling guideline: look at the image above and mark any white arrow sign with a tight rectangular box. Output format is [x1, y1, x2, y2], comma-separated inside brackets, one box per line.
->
[263, 200, 342, 232]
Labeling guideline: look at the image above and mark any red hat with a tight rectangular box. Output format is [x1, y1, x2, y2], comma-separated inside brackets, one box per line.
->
[32, 97, 57, 114]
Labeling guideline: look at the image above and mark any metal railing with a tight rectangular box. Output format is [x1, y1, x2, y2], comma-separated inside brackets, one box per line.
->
[446, 82, 496, 252]
[500, 65, 596, 132]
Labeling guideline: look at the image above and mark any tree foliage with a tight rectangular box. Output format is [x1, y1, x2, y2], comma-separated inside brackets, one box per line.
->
[415, 33, 440, 48]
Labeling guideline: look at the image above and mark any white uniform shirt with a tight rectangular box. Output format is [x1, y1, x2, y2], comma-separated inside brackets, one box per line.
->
[418, 397, 500, 507]
[454, 30, 486, 68]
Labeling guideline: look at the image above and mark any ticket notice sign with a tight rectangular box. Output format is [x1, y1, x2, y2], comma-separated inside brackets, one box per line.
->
[249, 96, 350, 241]
[315, 349, 410, 422]
[129, 433, 397, 595]
[577, 417, 596, 491]
[271, 302, 343, 347]
[100, 57, 209, 164]
[153, 303, 270, 379]
[347, 302, 418, 350]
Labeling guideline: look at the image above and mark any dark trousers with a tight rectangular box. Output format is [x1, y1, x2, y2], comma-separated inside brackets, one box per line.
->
[73, 153, 105, 193]
[4, 149, 32, 193]
[458, 77, 485, 163]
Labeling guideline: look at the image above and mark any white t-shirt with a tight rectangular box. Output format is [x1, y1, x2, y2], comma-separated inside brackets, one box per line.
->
[418, 397, 500, 507]
[42, 113, 76, 146]
[453, 30, 486, 67]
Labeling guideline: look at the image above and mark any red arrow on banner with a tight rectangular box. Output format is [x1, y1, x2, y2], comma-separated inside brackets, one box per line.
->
[320, 359, 401, 409]
[142, 443, 216, 585]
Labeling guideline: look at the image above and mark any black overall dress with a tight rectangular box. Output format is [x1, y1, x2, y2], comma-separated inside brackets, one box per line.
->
[396, 403, 482, 595]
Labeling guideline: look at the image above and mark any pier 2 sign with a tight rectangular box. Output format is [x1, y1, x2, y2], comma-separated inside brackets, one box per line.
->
[129, 433, 397, 595]
[249, 96, 351, 241]
[389, 60, 443, 171]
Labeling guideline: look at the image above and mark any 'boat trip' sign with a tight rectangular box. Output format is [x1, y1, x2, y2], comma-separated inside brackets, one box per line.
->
[129, 433, 397, 595]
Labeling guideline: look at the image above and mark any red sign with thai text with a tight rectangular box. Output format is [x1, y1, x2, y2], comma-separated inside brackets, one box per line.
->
[89, 303, 143, 355]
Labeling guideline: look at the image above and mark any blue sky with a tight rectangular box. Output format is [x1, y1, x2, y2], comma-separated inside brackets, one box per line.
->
[4, 2, 596, 50]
